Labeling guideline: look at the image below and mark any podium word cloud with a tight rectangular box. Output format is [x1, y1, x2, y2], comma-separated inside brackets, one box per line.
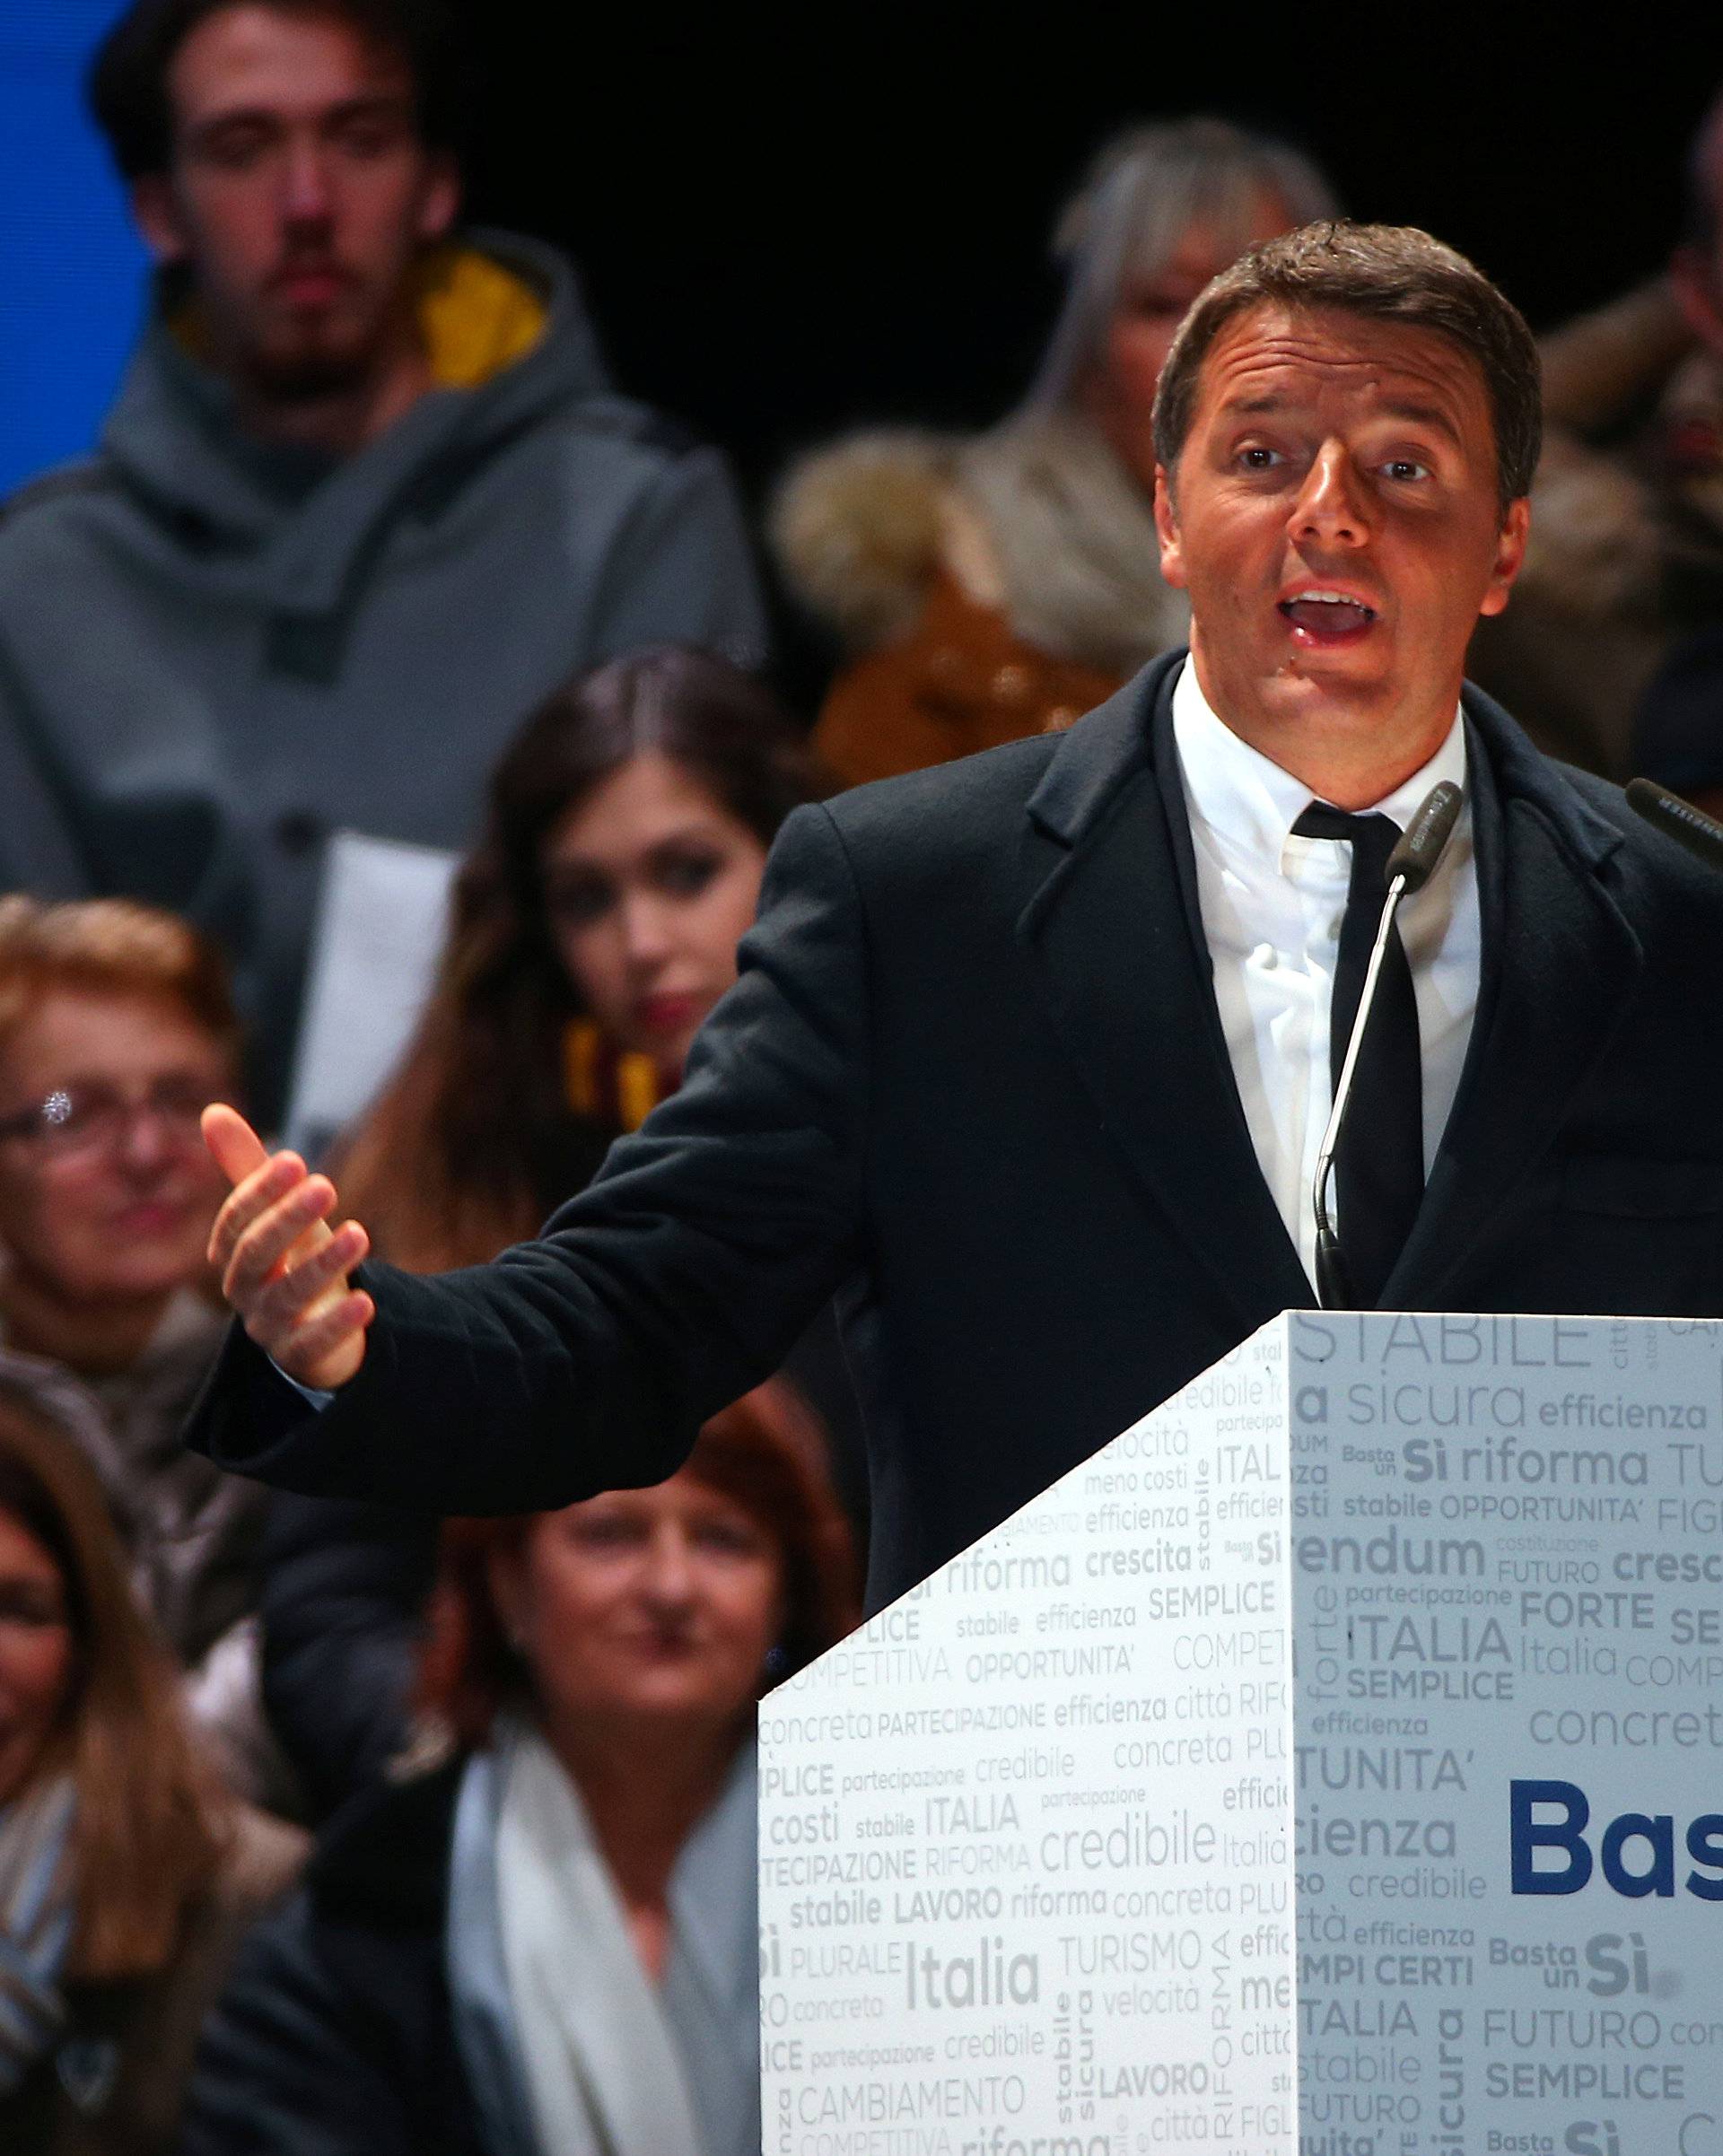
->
[760, 1313, 1723, 2156]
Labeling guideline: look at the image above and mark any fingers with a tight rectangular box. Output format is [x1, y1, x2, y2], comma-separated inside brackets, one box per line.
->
[211, 1153, 320, 1275]
[290, 1291, 376, 1390]
[199, 1107, 373, 1389]
[248, 1220, 370, 1336]
[233, 1218, 373, 1389]
[203, 1102, 268, 1185]
[220, 1172, 337, 1305]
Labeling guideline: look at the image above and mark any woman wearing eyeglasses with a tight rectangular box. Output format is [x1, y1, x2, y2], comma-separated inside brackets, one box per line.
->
[0, 897, 279, 1802]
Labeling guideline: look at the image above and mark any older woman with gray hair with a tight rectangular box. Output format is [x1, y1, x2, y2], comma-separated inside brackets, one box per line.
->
[774, 117, 1338, 785]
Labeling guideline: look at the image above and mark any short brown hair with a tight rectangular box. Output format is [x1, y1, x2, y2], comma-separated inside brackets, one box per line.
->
[0, 895, 241, 1069]
[1152, 220, 1542, 512]
[89, 0, 462, 183]
[418, 1381, 861, 1749]
[0, 1388, 225, 1979]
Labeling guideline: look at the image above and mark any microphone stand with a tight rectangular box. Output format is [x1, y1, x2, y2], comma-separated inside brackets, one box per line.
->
[1312, 877, 1411, 1311]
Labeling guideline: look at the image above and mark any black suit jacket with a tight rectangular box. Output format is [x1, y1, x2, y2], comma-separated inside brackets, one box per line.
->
[191, 651, 1723, 1610]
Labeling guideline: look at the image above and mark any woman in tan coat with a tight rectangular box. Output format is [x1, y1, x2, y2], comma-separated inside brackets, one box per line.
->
[774, 117, 1337, 784]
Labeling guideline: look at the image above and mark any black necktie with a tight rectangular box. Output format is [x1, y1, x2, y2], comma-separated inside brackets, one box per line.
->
[1291, 804, 1423, 1306]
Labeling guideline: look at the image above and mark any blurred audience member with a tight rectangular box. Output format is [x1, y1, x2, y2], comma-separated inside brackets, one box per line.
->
[260, 648, 862, 1816]
[1630, 624, 1723, 816]
[773, 117, 1336, 783]
[337, 647, 820, 1267]
[182, 1388, 855, 2156]
[0, 898, 279, 1801]
[0, 0, 767, 1125]
[0, 1390, 302, 2154]
[1469, 90, 1723, 775]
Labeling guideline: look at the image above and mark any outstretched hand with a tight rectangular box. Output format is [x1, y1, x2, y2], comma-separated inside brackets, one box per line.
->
[203, 1104, 374, 1391]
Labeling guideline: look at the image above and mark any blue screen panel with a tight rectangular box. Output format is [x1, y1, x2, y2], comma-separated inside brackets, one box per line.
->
[0, 1, 146, 499]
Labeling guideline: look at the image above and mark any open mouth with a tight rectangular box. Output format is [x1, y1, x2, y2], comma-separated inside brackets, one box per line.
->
[1278, 589, 1378, 643]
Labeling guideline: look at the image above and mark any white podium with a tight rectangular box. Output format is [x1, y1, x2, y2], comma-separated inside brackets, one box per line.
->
[760, 1312, 1723, 2156]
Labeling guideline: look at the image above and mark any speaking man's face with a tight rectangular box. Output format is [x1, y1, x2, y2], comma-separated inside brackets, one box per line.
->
[1154, 302, 1527, 792]
[133, 4, 457, 400]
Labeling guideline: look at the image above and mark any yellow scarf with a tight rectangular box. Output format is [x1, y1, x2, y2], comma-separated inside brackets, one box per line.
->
[562, 1020, 663, 1134]
[171, 242, 548, 390]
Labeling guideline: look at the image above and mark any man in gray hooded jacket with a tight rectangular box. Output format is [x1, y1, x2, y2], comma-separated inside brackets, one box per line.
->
[0, 0, 767, 1122]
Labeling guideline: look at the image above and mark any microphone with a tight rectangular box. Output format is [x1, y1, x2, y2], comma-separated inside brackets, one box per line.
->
[1386, 780, 1465, 894]
[1311, 781, 1465, 1311]
[1626, 777, 1723, 874]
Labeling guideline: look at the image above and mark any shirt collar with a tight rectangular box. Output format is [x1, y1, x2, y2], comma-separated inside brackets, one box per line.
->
[1171, 654, 1467, 871]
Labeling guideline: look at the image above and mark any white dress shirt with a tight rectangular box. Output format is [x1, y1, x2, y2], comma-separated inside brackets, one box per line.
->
[1170, 658, 1482, 1286]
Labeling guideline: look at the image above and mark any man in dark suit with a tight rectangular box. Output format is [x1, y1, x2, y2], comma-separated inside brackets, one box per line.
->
[193, 223, 1723, 1613]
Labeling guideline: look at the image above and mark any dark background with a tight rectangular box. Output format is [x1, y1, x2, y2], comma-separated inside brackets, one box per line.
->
[457, 4, 1721, 504]
[9, 6, 1718, 519]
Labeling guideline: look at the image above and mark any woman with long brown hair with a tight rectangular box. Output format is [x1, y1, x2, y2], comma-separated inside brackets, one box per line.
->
[0, 1390, 301, 2152]
[259, 647, 860, 1817]
[184, 1384, 857, 2156]
[337, 644, 825, 1270]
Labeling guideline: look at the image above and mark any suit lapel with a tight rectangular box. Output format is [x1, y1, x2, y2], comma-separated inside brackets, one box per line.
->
[1019, 657, 1313, 1330]
[1019, 664, 1640, 1322]
[1386, 690, 1644, 1308]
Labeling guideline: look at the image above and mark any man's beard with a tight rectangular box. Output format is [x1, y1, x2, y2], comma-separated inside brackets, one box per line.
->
[245, 341, 377, 403]
[238, 276, 401, 405]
